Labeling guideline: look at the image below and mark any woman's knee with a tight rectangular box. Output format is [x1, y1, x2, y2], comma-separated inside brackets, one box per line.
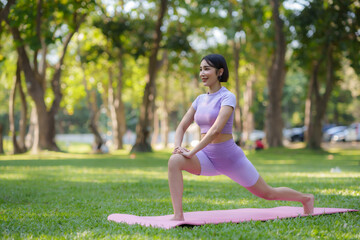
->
[168, 154, 185, 171]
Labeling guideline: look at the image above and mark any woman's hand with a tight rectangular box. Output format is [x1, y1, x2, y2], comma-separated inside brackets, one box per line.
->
[173, 146, 194, 159]
[172, 146, 189, 154]
[180, 151, 194, 159]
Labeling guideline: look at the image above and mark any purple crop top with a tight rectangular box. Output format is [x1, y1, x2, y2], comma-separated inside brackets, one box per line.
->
[192, 86, 236, 134]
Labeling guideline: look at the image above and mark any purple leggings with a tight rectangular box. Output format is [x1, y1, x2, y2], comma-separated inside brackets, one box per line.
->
[195, 139, 259, 187]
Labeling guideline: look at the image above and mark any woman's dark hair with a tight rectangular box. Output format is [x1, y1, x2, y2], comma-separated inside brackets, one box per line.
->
[201, 54, 229, 82]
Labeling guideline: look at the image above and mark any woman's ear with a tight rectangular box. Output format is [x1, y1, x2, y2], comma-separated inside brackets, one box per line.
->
[218, 68, 224, 77]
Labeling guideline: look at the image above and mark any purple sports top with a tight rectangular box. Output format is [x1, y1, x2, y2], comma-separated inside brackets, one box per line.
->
[192, 86, 236, 134]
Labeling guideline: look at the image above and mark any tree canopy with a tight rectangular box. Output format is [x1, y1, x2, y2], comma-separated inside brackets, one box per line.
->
[0, 0, 359, 153]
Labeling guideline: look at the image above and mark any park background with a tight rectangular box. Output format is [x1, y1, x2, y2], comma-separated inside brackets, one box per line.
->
[0, 0, 359, 153]
[0, 0, 360, 239]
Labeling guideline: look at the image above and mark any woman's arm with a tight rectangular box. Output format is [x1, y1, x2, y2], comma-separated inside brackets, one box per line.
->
[181, 105, 234, 158]
[174, 106, 196, 148]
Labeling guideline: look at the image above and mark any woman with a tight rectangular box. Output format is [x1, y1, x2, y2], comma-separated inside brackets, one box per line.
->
[168, 54, 314, 221]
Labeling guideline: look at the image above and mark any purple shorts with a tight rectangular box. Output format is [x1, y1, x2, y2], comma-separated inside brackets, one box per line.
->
[195, 139, 259, 187]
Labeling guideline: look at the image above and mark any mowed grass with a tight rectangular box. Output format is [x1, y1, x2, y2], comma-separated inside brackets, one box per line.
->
[0, 145, 359, 239]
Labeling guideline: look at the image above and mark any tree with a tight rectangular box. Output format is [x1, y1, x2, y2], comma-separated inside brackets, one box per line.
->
[9, 58, 27, 154]
[2, 0, 92, 152]
[265, 0, 286, 147]
[93, 2, 160, 150]
[226, 0, 270, 143]
[77, 37, 105, 152]
[93, 12, 128, 150]
[293, 0, 360, 149]
[226, 1, 243, 142]
[0, 124, 3, 154]
[131, 0, 168, 152]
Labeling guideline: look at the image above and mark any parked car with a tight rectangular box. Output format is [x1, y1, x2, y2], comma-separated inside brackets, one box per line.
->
[323, 126, 347, 142]
[283, 127, 306, 142]
[345, 123, 360, 142]
[322, 124, 337, 133]
[331, 129, 348, 142]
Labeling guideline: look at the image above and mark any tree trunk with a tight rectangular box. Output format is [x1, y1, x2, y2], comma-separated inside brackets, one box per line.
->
[116, 58, 126, 149]
[108, 67, 118, 150]
[89, 90, 104, 153]
[304, 61, 320, 142]
[131, 0, 168, 152]
[151, 107, 160, 146]
[9, 59, 26, 154]
[9, 62, 21, 154]
[160, 105, 169, 148]
[18, 65, 28, 151]
[180, 77, 191, 147]
[265, 0, 286, 147]
[10, 36, 59, 152]
[108, 59, 126, 150]
[228, 2, 243, 143]
[233, 39, 243, 143]
[307, 45, 336, 149]
[80, 57, 104, 153]
[304, 64, 315, 142]
[15, 42, 56, 152]
[4, 3, 85, 152]
[0, 124, 4, 154]
[242, 74, 255, 142]
[161, 55, 170, 148]
[25, 108, 35, 150]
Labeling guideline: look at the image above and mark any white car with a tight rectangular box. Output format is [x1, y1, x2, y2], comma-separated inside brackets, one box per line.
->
[323, 126, 347, 142]
[345, 123, 360, 142]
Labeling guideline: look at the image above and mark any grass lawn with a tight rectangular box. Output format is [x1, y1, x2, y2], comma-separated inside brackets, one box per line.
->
[0, 144, 359, 239]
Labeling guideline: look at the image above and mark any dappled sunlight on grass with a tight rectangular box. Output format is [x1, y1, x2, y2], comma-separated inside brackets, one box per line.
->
[58, 142, 92, 153]
[314, 188, 360, 197]
[0, 165, 169, 184]
[183, 197, 252, 211]
[0, 151, 112, 161]
[283, 172, 360, 178]
[255, 159, 298, 165]
[0, 147, 135, 161]
[0, 147, 359, 239]
[183, 172, 232, 184]
[0, 173, 28, 180]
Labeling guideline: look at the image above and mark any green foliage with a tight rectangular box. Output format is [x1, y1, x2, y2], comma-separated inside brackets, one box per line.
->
[1, 0, 359, 138]
[0, 147, 359, 239]
[93, 9, 156, 59]
[8, 0, 94, 50]
[291, 0, 360, 67]
[164, 22, 192, 53]
[56, 100, 90, 134]
[282, 66, 308, 127]
[326, 85, 355, 124]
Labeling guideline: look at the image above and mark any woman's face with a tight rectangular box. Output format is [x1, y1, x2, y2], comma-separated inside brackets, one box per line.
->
[199, 60, 222, 88]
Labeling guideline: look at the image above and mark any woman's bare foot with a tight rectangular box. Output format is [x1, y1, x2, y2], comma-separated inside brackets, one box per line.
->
[170, 214, 184, 221]
[302, 194, 315, 215]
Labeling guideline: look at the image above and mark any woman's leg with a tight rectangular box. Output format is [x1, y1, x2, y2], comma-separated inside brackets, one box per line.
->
[245, 176, 314, 214]
[168, 154, 201, 220]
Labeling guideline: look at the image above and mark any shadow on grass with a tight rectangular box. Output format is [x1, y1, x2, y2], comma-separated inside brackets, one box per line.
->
[0, 151, 170, 169]
[1, 148, 359, 239]
[1, 176, 359, 237]
[1, 160, 359, 239]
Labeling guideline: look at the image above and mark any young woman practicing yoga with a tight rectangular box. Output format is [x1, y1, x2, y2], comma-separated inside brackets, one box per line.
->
[168, 54, 314, 221]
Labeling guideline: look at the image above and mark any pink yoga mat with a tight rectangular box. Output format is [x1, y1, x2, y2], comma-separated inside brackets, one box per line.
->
[108, 206, 358, 229]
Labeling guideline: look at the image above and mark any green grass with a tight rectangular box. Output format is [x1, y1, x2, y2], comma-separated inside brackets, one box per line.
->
[0, 145, 359, 239]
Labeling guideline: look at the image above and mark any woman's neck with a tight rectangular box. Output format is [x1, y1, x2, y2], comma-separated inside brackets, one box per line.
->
[208, 83, 222, 94]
